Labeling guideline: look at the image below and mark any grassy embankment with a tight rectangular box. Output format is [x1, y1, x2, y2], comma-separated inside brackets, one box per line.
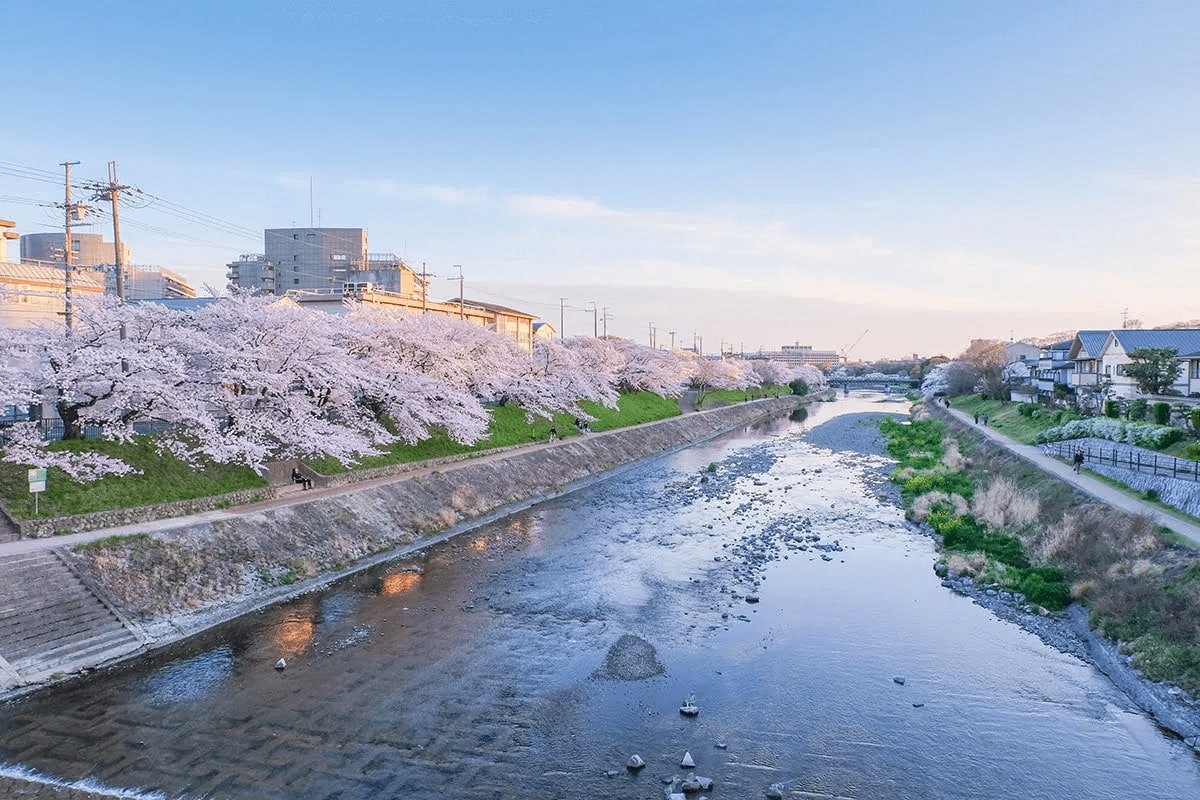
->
[882, 407, 1200, 693]
[0, 391, 682, 520]
[952, 395, 1200, 459]
[697, 385, 792, 410]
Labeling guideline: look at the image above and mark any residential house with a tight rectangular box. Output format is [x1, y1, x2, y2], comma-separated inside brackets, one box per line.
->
[1092, 329, 1200, 399]
[1032, 339, 1074, 401]
[1067, 331, 1112, 393]
[532, 321, 557, 340]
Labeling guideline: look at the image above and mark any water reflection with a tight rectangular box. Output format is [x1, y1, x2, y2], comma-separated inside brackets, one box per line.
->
[273, 600, 316, 656]
[380, 568, 422, 596]
[138, 646, 234, 706]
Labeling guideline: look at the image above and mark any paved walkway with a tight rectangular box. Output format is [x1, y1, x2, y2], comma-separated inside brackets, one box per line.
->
[940, 405, 1200, 547]
[0, 398, 792, 558]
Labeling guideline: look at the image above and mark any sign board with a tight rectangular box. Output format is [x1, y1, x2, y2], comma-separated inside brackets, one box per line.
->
[28, 468, 47, 494]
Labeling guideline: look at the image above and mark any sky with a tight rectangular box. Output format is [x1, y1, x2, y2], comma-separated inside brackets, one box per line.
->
[3, 0, 1199, 359]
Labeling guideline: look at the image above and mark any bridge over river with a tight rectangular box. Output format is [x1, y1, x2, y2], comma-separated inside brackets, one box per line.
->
[827, 374, 916, 393]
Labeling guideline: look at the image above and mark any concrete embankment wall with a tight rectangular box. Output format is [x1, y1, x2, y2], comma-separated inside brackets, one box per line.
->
[2, 398, 797, 693]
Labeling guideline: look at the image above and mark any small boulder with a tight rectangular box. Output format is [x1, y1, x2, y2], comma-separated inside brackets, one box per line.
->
[681, 751, 696, 768]
[626, 754, 646, 770]
[892, 676, 905, 685]
[274, 658, 287, 670]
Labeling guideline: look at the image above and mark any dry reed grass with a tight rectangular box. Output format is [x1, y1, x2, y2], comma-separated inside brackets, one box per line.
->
[911, 491, 969, 521]
[971, 477, 1040, 529]
[1034, 505, 1159, 575]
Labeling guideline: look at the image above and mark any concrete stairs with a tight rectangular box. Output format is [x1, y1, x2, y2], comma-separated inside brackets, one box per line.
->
[0, 550, 148, 688]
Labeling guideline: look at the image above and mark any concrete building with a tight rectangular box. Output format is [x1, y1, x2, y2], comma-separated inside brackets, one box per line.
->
[0, 261, 105, 328]
[750, 343, 840, 369]
[20, 231, 130, 269]
[229, 228, 428, 300]
[1, 220, 19, 262]
[103, 265, 197, 300]
[263, 227, 369, 293]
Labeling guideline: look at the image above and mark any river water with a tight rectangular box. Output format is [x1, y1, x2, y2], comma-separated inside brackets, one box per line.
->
[2, 396, 1199, 799]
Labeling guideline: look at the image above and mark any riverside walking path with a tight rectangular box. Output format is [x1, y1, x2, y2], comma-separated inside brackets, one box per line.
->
[940, 405, 1200, 547]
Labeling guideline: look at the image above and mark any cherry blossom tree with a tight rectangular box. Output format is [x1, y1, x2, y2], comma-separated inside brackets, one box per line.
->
[342, 307, 502, 445]
[750, 359, 792, 388]
[612, 341, 690, 397]
[790, 364, 826, 390]
[501, 338, 619, 419]
[687, 355, 758, 405]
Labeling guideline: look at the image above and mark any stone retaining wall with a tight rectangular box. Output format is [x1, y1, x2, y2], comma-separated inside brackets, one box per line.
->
[16, 486, 276, 540]
[69, 398, 799, 626]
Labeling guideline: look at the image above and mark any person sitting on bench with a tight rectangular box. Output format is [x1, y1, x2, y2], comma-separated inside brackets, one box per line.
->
[291, 467, 313, 490]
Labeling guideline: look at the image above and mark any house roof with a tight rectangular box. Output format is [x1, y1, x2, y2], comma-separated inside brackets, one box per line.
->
[0, 261, 105, 287]
[1069, 330, 1112, 360]
[445, 298, 537, 320]
[1110, 328, 1200, 358]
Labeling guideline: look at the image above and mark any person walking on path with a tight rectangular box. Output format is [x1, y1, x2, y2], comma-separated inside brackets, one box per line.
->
[1073, 447, 1085, 473]
[981, 413, 989, 426]
[973, 413, 979, 424]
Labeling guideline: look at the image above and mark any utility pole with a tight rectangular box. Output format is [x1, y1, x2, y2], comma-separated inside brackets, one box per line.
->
[452, 264, 464, 319]
[669, 329, 676, 350]
[420, 262, 430, 313]
[59, 161, 81, 330]
[560, 297, 567, 339]
[601, 306, 610, 338]
[87, 161, 136, 307]
[649, 322, 655, 348]
[587, 301, 598, 337]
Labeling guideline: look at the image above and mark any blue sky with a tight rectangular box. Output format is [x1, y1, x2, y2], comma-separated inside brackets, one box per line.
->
[4, 1, 1199, 358]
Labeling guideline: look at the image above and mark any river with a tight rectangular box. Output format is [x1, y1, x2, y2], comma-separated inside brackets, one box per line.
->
[1, 396, 1198, 799]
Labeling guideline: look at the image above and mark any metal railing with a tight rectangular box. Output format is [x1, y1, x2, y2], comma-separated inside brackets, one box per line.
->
[1043, 440, 1200, 483]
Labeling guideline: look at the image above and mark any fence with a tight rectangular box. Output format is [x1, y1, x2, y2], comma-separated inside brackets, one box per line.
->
[1, 418, 175, 444]
[1043, 440, 1200, 483]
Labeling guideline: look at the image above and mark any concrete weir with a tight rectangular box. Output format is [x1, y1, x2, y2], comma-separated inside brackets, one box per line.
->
[0, 397, 800, 696]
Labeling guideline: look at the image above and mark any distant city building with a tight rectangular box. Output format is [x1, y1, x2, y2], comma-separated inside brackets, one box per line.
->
[228, 228, 427, 300]
[750, 343, 840, 368]
[103, 265, 197, 300]
[20, 231, 130, 268]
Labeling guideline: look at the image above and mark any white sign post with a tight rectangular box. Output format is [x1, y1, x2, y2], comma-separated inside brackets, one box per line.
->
[28, 468, 47, 515]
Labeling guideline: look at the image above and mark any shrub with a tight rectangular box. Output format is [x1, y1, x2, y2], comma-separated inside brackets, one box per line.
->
[1104, 400, 1120, 419]
[1019, 569, 1072, 610]
[1037, 417, 1182, 449]
[1018, 404, 1036, 418]
[1128, 399, 1148, 422]
[1192, 408, 1200, 432]
[789, 379, 810, 396]
[1153, 402, 1171, 426]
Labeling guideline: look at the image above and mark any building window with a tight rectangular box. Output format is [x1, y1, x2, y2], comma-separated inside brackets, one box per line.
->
[293, 278, 300, 285]
[293, 234, 299, 240]
[1105, 365, 1111, 376]
[293, 255, 299, 262]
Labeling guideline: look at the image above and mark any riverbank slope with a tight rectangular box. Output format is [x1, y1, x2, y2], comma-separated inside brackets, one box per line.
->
[0, 397, 799, 698]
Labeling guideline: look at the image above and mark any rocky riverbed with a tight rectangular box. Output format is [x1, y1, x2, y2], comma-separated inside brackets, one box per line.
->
[813, 410, 1200, 752]
[2, 398, 1198, 799]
